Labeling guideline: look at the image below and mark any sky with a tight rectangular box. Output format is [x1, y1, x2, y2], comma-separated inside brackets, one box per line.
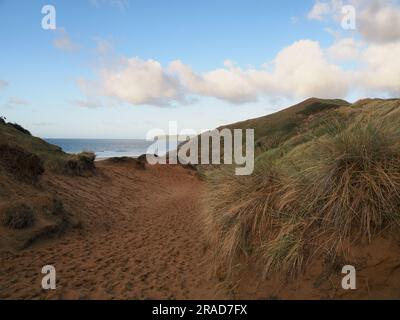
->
[0, 0, 399, 138]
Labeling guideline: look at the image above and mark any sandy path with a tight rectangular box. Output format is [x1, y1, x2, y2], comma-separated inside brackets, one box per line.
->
[0, 162, 224, 299]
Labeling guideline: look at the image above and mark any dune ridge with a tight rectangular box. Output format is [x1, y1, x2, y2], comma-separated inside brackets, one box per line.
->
[2, 98, 400, 299]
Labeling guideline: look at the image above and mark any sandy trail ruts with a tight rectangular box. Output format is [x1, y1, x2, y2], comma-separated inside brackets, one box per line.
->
[0, 162, 225, 299]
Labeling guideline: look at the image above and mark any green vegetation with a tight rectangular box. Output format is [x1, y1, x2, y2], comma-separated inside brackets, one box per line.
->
[1, 203, 36, 230]
[219, 98, 350, 151]
[0, 119, 90, 249]
[0, 119, 95, 175]
[204, 98, 400, 280]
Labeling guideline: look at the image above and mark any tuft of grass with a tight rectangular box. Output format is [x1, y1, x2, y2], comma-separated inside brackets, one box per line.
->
[1, 204, 35, 229]
[203, 100, 400, 281]
[259, 221, 306, 279]
[299, 119, 400, 242]
[203, 157, 298, 277]
[0, 143, 44, 183]
[60, 151, 96, 176]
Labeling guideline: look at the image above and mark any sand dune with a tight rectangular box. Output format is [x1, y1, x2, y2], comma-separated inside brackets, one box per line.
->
[2, 98, 400, 300]
[2, 159, 400, 299]
[0, 161, 224, 299]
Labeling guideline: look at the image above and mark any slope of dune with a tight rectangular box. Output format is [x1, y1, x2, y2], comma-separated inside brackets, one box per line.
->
[2, 98, 400, 300]
[220, 97, 350, 148]
[0, 159, 223, 299]
[0, 119, 225, 299]
[202, 98, 400, 299]
[0, 119, 97, 251]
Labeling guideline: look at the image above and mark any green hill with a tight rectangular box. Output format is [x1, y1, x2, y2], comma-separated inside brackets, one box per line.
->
[0, 119, 94, 250]
[0, 118, 95, 175]
[203, 98, 400, 283]
[221, 97, 350, 149]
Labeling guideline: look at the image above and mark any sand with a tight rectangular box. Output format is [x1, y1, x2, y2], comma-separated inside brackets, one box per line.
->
[2, 159, 400, 300]
[0, 161, 224, 299]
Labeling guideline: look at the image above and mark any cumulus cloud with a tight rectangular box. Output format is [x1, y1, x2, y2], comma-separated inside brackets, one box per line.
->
[53, 28, 79, 52]
[269, 40, 349, 98]
[305, 0, 400, 97]
[170, 40, 349, 101]
[78, 40, 352, 106]
[173, 40, 350, 101]
[358, 41, 400, 95]
[78, 57, 183, 106]
[75, 2, 400, 109]
[307, 1, 332, 20]
[308, 0, 400, 44]
[358, 0, 400, 43]
[168, 60, 261, 104]
[327, 37, 361, 60]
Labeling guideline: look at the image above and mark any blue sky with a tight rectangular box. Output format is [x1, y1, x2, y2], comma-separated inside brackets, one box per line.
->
[0, 0, 399, 138]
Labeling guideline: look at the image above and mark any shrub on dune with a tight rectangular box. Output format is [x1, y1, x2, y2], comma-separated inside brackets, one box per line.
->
[204, 158, 298, 277]
[0, 143, 44, 183]
[204, 110, 400, 280]
[300, 120, 400, 242]
[62, 151, 96, 176]
[1, 204, 35, 229]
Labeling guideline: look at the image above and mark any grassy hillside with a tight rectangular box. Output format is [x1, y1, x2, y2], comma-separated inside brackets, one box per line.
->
[203, 98, 400, 282]
[0, 119, 94, 250]
[0, 119, 95, 175]
[220, 97, 350, 151]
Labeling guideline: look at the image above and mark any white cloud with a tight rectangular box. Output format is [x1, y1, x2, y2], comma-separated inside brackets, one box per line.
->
[270, 40, 349, 98]
[169, 40, 349, 102]
[78, 40, 351, 106]
[168, 60, 260, 104]
[358, 1, 400, 43]
[327, 37, 361, 60]
[308, 0, 400, 44]
[307, 1, 332, 20]
[305, 0, 400, 97]
[53, 28, 79, 52]
[78, 57, 183, 106]
[358, 41, 400, 95]
[75, 5, 400, 109]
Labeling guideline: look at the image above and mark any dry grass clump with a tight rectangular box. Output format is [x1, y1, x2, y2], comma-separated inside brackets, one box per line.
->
[1, 204, 35, 229]
[0, 143, 44, 183]
[106, 156, 147, 170]
[204, 158, 300, 277]
[62, 152, 96, 175]
[204, 110, 400, 280]
[299, 120, 400, 242]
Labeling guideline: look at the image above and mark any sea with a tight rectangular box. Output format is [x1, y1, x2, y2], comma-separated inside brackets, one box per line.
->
[45, 139, 181, 159]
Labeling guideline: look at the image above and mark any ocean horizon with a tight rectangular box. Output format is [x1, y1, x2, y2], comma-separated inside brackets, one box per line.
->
[45, 138, 182, 159]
